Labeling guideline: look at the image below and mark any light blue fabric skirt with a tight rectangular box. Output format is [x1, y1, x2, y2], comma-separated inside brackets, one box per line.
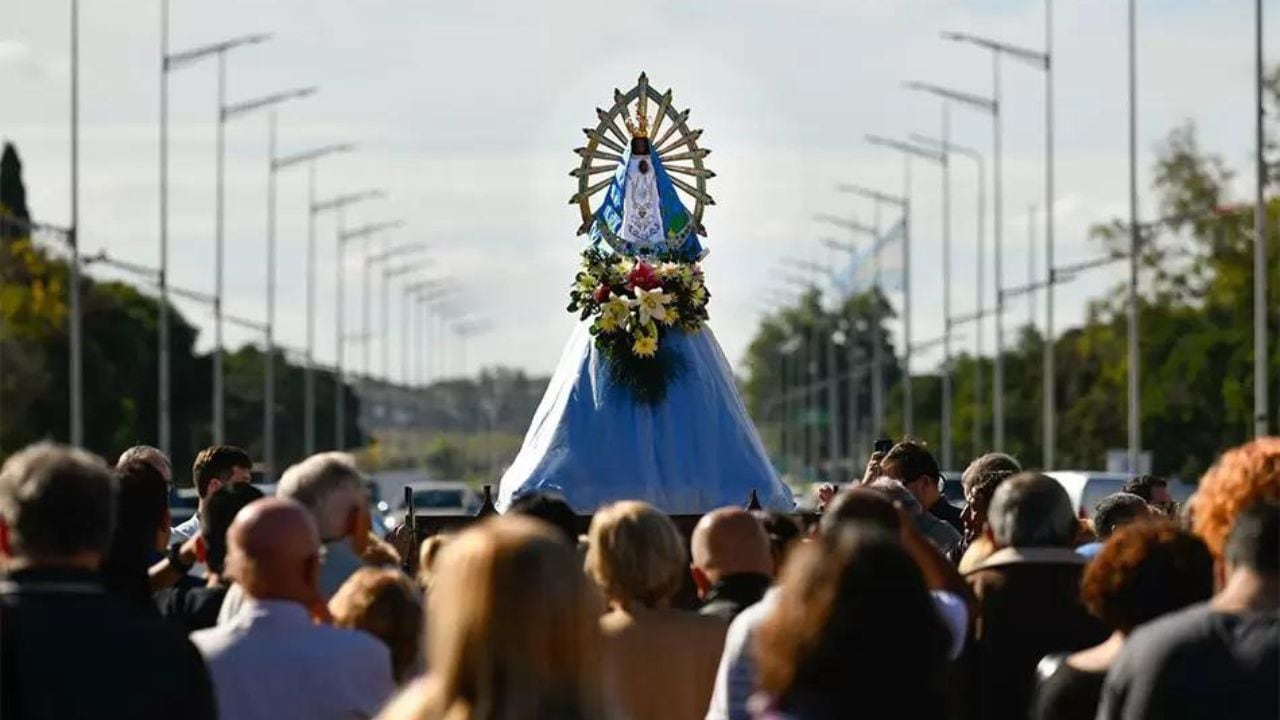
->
[497, 323, 794, 514]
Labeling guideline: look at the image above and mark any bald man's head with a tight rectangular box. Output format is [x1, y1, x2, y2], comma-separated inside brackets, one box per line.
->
[225, 498, 322, 605]
[690, 508, 773, 596]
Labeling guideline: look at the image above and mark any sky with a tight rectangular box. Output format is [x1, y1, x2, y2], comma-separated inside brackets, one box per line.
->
[1, 0, 1272, 382]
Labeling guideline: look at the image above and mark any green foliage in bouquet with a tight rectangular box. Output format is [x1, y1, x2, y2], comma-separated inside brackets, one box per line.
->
[566, 246, 711, 404]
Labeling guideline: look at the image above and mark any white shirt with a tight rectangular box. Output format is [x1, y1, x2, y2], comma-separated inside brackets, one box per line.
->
[171, 513, 201, 543]
[704, 588, 969, 720]
[191, 598, 395, 720]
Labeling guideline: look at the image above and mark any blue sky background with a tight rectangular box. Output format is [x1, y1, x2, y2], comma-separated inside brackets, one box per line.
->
[2, 1, 1272, 380]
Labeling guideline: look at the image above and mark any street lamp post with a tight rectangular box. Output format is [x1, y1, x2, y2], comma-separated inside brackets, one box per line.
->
[418, 283, 458, 384]
[336, 220, 403, 448]
[818, 219, 879, 457]
[164, 29, 272, 444]
[270, 146, 356, 455]
[837, 184, 908, 438]
[221, 86, 317, 481]
[941, 28, 1047, 454]
[311, 189, 382, 449]
[1255, 0, 1270, 438]
[160, 13, 269, 452]
[70, 0, 82, 447]
[911, 133, 986, 456]
[1127, 0, 1140, 471]
[368, 245, 429, 380]
[902, 84, 996, 469]
[381, 261, 431, 382]
[865, 136, 946, 441]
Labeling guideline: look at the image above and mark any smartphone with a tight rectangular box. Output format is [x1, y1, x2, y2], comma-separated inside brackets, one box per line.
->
[873, 438, 894, 454]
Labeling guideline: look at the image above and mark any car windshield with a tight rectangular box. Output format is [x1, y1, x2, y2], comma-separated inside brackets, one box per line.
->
[413, 489, 466, 509]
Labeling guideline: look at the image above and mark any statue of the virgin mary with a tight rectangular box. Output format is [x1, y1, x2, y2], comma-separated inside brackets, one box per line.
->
[497, 74, 793, 514]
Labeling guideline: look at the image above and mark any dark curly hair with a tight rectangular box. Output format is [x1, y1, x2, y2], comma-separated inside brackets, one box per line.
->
[1080, 520, 1214, 634]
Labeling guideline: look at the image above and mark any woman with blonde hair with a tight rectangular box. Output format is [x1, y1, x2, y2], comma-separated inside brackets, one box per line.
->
[329, 568, 424, 685]
[585, 500, 728, 720]
[377, 516, 608, 720]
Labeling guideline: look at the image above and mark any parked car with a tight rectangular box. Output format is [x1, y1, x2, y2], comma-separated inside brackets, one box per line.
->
[168, 487, 200, 529]
[387, 480, 480, 528]
[1046, 471, 1195, 518]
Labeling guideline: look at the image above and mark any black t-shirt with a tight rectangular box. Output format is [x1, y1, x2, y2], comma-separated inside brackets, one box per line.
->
[155, 584, 229, 633]
[1031, 653, 1106, 720]
[1097, 603, 1279, 720]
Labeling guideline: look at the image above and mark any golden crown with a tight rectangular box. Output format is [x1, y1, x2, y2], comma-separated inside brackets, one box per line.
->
[624, 109, 649, 138]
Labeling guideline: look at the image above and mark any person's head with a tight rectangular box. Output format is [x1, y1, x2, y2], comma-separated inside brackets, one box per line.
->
[986, 472, 1077, 549]
[0, 442, 116, 571]
[868, 477, 923, 515]
[117, 445, 173, 484]
[416, 534, 452, 591]
[585, 500, 685, 609]
[277, 452, 370, 551]
[879, 440, 943, 510]
[103, 459, 171, 582]
[755, 529, 950, 717]
[818, 486, 900, 539]
[1122, 474, 1174, 514]
[1222, 501, 1279, 586]
[752, 510, 802, 574]
[1192, 438, 1280, 560]
[224, 497, 322, 605]
[960, 452, 1022, 542]
[1092, 493, 1153, 540]
[200, 482, 265, 577]
[690, 508, 773, 598]
[382, 516, 605, 720]
[1081, 520, 1214, 634]
[329, 567, 423, 685]
[361, 533, 402, 568]
[507, 491, 579, 546]
[192, 445, 253, 500]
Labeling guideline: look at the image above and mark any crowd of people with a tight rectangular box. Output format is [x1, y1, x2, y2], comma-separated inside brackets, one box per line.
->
[1, 435, 1276, 719]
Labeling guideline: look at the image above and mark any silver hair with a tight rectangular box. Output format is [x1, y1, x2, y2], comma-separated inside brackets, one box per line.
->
[117, 445, 173, 482]
[276, 452, 365, 540]
[987, 473, 1076, 548]
[961, 452, 1021, 492]
[869, 477, 922, 515]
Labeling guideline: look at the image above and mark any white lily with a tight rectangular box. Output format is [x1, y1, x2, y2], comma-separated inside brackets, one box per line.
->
[630, 286, 670, 326]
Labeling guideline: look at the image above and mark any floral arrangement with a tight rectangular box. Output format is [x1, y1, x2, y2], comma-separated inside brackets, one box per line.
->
[567, 247, 711, 403]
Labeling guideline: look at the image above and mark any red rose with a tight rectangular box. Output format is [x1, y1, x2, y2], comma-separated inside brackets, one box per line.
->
[593, 284, 611, 303]
[627, 261, 660, 291]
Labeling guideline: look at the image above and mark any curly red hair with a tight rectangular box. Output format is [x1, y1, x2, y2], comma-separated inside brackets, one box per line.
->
[1080, 520, 1214, 633]
[1192, 438, 1280, 559]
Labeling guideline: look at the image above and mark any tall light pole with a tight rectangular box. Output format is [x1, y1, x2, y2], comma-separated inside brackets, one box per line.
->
[865, 136, 946, 441]
[165, 29, 272, 444]
[310, 188, 381, 450]
[221, 86, 317, 480]
[1253, 0, 1269, 439]
[369, 244, 431, 377]
[912, 133, 986, 455]
[380, 257, 432, 380]
[903, 83, 996, 467]
[70, 0, 82, 446]
[941, 28, 1048, 453]
[336, 219, 403, 448]
[821, 230, 876, 458]
[837, 184, 908, 438]
[415, 281, 458, 385]
[360, 224, 408, 384]
[1127, 0, 1141, 472]
[270, 145, 355, 455]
